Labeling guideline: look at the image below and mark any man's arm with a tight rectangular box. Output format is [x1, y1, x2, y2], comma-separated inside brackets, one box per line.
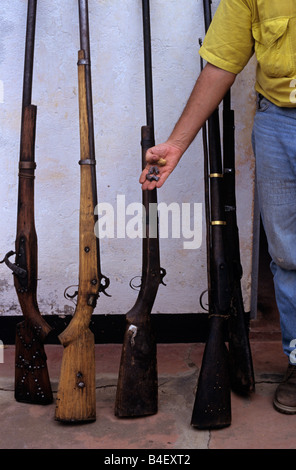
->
[139, 62, 236, 190]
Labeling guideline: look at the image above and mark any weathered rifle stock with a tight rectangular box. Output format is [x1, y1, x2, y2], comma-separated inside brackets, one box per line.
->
[191, 0, 254, 429]
[1, 0, 53, 405]
[114, 0, 166, 418]
[55, 0, 109, 423]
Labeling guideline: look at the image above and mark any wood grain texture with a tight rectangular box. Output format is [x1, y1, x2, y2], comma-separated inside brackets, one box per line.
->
[55, 50, 98, 422]
[14, 104, 53, 405]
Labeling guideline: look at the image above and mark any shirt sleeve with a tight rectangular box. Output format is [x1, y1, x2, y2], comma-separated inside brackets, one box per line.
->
[199, 0, 255, 74]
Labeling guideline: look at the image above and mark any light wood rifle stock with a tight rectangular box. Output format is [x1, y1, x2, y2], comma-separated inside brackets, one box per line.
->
[55, 49, 98, 423]
[1, 0, 53, 405]
[55, 1, 109, 422]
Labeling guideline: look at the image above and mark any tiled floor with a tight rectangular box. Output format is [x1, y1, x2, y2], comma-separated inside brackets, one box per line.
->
[0, 239, 293, 451]
[0, 330, 292, 450]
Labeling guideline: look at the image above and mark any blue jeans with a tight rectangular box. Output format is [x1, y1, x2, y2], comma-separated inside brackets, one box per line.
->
[252, 94, 296, 362]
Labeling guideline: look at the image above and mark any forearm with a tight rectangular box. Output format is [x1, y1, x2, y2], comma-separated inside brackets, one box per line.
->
[140, 62, 237, 190]
[167, 63, 236, 154]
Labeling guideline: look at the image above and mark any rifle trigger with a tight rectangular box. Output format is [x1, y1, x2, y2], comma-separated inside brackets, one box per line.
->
[64, 285, 79, 305]
[160, 267, 167, 286]
[0, 251, 27, 278]
[129, 275, 142, 291]
[99, 274, 111, 297]
[199, 289, 209, 312]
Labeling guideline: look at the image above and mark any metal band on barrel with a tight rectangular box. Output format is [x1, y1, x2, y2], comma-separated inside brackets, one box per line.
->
[209, 173, 223, 178]
[211, 220, 226, 226]
[79, 159, 96, 165]
[19, 162, 36, 170]
[77, 58, 91, 66]
[18, 161, 36, 179]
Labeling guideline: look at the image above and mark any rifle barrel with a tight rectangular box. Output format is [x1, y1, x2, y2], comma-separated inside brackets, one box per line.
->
[142, 0, 154, 131]
[22, 0, 37, 109]
[203, 0, 212, 31]
[78, 0, 95, 160]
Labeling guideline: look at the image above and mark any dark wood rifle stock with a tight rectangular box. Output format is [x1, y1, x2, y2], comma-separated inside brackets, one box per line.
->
[223, 91, 255, 394]
[191, 0, 231, 429]
[114, 0, 166, 418]
[1, 0, 53, 405]
[55, 0, 109, 423]
[191, 105, 232, 429]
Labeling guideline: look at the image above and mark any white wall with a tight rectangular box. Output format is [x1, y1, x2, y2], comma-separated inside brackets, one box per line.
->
[0, 0, 256, 319]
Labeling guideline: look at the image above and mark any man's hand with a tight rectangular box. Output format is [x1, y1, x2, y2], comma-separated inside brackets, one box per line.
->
[139, 64, 236, 191]
[139, 142, 183, 190]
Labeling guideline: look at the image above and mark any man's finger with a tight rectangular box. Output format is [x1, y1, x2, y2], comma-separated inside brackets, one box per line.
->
[146, 153, 159, 163]
[141, 179, 155, 191]
[139, 169, 148, 184]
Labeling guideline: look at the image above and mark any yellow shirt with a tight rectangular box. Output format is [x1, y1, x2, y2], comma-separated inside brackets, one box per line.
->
[199, 0, 296, 107]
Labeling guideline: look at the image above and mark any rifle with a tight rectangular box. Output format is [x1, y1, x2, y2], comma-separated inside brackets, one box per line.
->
[191, 0, 231, 429]
[114, 0, 166, 417]
[55, 0, 109, 423]
[191, 99, 232, 429]
[0, 0, 53, 405]
[191, 0, 254, 429]
[223, 91, 255, 394]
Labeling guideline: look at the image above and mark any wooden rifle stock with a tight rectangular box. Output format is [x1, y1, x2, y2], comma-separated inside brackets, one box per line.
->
[1, 0, 53, 405]
[223, 92, 255, 394]
[114, 0, 166, 418]
[55, 0, 109, 423]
